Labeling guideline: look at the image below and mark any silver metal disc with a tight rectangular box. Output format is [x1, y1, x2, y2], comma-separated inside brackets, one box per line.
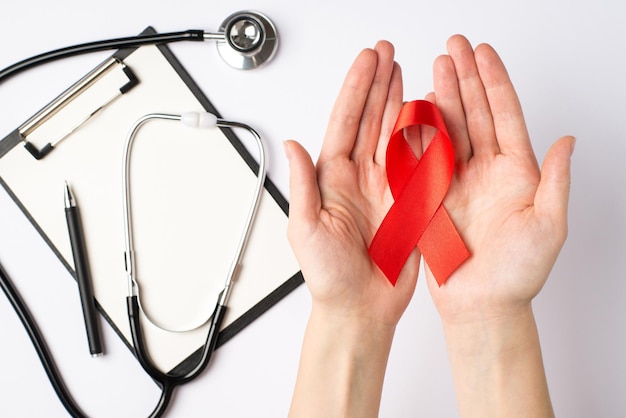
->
[216, 11, 278, 70]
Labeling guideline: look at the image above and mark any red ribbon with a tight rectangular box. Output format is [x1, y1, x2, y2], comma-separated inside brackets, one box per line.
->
[369, 100, 469, 286]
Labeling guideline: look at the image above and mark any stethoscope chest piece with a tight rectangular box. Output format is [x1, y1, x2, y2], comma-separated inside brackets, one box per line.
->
[217, 11, 278, 70]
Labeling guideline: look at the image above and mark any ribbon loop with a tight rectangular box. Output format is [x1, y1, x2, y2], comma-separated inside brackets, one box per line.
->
[369, 100, 469, 286]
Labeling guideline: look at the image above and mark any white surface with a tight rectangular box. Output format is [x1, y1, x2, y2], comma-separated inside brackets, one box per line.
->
[0, 0, 624, 417]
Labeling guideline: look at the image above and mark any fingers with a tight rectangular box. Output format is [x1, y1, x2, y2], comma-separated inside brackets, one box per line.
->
[319, 48, 378, 161]
[319, 41, 400, 164]
[474, 43, 534, 158]
[434, 35, 537, 165]
[432, 54, 472, 163]
[534, 136, 575, 238]
[285, 140, 322, 239]
[443, 35, 500, 159]
[353, 41, 397, 160]
[374, 61, 403, 165]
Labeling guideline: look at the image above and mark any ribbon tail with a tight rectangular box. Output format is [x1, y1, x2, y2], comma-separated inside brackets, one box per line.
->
[418, 206, 469, 286]
[368, 187, 427, 285]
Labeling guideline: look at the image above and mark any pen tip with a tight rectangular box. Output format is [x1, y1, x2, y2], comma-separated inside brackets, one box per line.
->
[64, 181, 75, 207]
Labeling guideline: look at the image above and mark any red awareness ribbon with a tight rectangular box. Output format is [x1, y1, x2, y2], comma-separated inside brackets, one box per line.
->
[369, 100, 469, 286]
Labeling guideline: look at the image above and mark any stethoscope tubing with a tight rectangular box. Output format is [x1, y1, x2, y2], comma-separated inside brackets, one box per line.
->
[121, 112, 267, 418]
[127, 295, 226, 417]
[0, 260, 87, 418]
[121, 113, 267, 331]
[0, 31, 207, 83]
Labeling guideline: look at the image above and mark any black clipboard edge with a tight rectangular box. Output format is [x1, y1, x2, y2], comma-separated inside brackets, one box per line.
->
[170, 271, 304, 376]
[0, 130, 21, 159]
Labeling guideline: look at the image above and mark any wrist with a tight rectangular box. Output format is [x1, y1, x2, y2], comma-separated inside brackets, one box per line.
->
[309, 303, 397, 342]
[442, 305, 554, 418]
[442, 303, 538, 357]
[305, 303, 396, 392]
[289, 305, 395, 418]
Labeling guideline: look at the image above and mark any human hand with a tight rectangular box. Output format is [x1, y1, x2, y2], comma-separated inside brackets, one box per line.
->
[286, 41, 419, 418]
[413, 35, 571, 418]
[285, 41, 419, 327]
[421, 35, 575, 324]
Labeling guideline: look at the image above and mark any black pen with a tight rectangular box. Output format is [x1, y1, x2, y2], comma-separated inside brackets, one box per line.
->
[64, 181, 103, 357]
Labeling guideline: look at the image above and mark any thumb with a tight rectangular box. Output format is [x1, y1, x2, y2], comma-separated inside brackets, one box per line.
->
[534, 135, 575, 233]
[284, 140, 322, 235]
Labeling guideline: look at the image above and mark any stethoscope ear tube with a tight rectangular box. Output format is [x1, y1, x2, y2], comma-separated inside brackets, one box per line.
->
[122, 112, 266, 333]
[127, 295, 226, 384]
[127, 294, 227, 418]
[121, 112, 264, 417]
[127, 295, 166, 382]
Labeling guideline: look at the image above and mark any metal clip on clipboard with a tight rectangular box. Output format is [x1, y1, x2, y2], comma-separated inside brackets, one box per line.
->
[18, 57, 138, 160]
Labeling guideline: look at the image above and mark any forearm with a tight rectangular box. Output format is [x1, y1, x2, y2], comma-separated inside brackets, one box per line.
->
[289, 306, 395, 418]
[443, 304, 554, 418]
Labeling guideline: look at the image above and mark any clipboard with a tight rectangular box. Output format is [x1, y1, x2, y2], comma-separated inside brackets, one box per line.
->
[0, 28, 303, 374]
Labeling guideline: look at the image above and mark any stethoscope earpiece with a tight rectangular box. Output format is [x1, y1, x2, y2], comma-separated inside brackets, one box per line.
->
[216, 11, 278, 70]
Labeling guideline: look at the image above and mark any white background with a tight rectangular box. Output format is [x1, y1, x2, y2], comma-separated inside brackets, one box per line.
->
[0, 0, 624, 417]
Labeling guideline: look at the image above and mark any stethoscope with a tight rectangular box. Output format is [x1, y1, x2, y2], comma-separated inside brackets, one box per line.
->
[0, 10, 276, 418]
[122, 111, 267, 416]
[0, 10, 277, 82]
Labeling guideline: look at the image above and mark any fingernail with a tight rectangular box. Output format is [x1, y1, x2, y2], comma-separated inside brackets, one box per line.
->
[570, 136, 576, 156]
